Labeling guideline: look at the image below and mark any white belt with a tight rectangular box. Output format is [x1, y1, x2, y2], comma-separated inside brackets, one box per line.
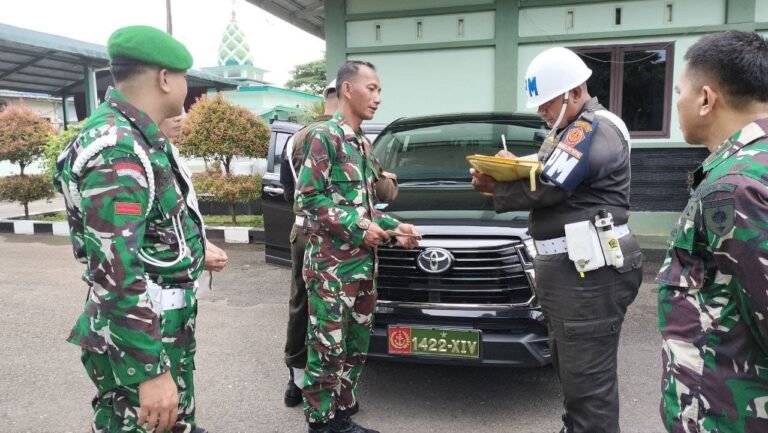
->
[534, 224, 630, 256]
[161, 288, 186, 311]
[146, 280, 188, 312]
[295, 215, 305, 227]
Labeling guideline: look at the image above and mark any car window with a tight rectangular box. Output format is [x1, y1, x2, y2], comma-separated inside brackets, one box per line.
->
[271, 132, 292, 174]
[372, 121, 547, 182]
[364, 133, 379, 143]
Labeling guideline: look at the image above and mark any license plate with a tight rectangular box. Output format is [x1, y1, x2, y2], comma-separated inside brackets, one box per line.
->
[387, 326, 481, 359]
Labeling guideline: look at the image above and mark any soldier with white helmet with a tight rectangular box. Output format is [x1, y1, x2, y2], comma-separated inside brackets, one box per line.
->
[472, 47, 644, 433]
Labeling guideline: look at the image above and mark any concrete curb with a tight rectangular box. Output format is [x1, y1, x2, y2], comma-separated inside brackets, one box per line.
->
[0, 210, 265, 244]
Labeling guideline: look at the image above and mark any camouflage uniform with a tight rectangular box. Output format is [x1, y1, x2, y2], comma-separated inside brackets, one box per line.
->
[296, 112, 400, 423]
[53, 88, 206, 433]
[658, 119, 768, 432]
[282, 115, 398, 372]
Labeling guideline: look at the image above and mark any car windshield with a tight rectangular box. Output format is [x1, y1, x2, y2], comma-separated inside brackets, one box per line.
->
[372, 120, 548, 182]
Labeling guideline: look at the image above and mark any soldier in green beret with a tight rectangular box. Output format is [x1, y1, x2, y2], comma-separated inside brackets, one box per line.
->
[53, 25, 217, 433]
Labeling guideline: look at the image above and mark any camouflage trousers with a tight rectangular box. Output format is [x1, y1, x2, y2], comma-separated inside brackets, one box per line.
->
[303, 278, 376, 423]
[81, 288, 198, 433]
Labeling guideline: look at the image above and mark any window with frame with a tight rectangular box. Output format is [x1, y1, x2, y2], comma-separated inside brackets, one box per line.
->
[573, 42, 674, 138]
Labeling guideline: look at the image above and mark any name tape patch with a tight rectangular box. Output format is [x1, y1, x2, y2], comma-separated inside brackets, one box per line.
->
[115, 202, 142, 216]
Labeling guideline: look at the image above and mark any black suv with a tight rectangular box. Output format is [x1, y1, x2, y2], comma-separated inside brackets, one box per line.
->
[261, 113, 550, 367]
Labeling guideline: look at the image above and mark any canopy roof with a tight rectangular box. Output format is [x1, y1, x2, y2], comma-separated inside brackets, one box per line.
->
[245, 0, 324, 39]
[0, 22, 239, 96]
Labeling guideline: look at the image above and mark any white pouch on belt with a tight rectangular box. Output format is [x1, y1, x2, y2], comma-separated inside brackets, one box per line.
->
[564, 220, 605, 273]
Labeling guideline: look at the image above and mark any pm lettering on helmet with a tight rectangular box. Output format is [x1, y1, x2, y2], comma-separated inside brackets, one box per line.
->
[526, 77, 539, 97]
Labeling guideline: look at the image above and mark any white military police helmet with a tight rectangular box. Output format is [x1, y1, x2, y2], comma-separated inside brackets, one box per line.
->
[323, 79, 337, 99]
[524, 47, 592, 108]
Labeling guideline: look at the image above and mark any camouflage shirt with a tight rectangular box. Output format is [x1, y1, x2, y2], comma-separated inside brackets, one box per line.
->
[658, 119, 768, 432]
[53, 88, 205, 386]
[296, 112, 400, 282]
[282, 115, 399, 212]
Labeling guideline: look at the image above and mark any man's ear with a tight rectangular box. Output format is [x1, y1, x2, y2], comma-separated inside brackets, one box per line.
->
[158, 68, 172, 94]
[700, 85, 718, 117]
[341, 81, 353, 100]
[569, 85, 582, 102]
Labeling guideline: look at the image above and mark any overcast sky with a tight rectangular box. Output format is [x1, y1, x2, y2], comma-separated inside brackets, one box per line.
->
[0, 0, 326, 86]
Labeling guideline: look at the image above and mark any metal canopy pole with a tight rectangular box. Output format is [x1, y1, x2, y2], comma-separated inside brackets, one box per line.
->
[83, 63, 98, 116]
[61, 94, 69, 130]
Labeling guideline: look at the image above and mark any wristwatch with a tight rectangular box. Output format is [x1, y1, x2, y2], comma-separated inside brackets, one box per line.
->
[356, 218, 371, 230]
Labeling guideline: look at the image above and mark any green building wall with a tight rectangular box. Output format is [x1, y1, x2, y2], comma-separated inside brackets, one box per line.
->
[324, 0, 768, 237]
[327, 0, 768, 134]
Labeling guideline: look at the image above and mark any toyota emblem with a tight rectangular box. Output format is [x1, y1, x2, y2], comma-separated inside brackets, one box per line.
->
[416, 248, 454, 274]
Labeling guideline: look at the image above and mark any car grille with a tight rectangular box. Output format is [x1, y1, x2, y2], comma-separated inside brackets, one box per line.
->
[376, 237, 533, 305]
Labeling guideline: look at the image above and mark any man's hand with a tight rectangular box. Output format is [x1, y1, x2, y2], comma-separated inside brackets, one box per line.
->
[381, 170, 397, 179]
[204, 241, 228, 272]
[394, 223, 421, 249]
[470, 168, 496, 194]
[138, 371, 178, 432]
[362, 222, 390, 249]
[495, 150, 517, 159]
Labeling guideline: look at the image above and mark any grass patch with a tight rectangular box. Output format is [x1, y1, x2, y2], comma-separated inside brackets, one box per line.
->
[9, 211, 263, 228]
[204, 214, 263, 227]
[17, 211, 68, 222]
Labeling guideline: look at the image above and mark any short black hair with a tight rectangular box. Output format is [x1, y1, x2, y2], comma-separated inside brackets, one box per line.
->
[336, 60, 376, 90]
[685, 31, 768, 108]
[109, 58, 155, 83]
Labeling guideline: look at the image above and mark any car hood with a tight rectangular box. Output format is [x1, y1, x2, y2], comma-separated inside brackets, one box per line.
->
[379, 183, 529, 229]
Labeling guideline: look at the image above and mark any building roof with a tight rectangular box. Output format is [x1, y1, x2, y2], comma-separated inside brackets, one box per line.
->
[0, 22, 239, 96]
[236, 84, 322, 100]
[245, 0, 324, 39]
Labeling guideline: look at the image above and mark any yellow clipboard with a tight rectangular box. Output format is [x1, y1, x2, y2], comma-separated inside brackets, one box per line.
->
[466, 154, 543, 191]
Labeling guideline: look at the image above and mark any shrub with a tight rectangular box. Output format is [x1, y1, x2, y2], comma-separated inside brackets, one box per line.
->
[42, 120, 85, 178]
[177, 93, 270, 174]
[192, 172, 261, 224]
[0, 174, 55, 218]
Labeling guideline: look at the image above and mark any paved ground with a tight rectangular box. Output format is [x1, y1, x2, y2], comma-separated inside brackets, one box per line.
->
[0, 197, 64, 219]
[0, 233, 665, 433]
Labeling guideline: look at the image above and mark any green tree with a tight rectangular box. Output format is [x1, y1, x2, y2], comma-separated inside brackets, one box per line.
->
[298, 100, 326, 125]
[177, 93, 270, 224]
[285, 59, 326, 95]
[0, 104, 56, 218]
[42, 120, 85, 178]
[177, 93, 269, 174]
[0, 104, 55, 176]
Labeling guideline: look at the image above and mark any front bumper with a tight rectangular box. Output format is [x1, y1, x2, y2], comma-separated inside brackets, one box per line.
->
[368, 301, 551, 367]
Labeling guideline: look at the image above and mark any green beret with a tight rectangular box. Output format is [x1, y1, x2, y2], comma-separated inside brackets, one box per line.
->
[107, 25, 193, 71]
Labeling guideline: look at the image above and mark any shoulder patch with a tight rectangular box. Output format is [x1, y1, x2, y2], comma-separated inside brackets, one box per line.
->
[702, 198, 735, 237]
[114, 160, 148, 188]
[561, 120, 594, 147]
[696, 182, 737, 199]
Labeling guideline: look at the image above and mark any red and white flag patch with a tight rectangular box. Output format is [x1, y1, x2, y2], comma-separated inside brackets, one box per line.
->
[115, 162, 148, 188]
[115, 202, 142, 216]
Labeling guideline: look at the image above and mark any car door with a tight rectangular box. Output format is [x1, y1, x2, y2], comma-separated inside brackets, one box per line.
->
[262, 121, 302, 266]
